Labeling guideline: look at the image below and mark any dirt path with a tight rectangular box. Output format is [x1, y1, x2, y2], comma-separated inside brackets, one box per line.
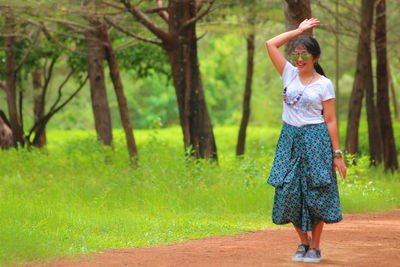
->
[30, 210, 400, 267]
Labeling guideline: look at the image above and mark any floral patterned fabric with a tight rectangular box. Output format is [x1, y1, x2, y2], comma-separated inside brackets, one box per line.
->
[267, 122, 342, 232]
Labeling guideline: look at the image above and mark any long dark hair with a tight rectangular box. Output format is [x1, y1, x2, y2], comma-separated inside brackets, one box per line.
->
[292, 36, 325, 76]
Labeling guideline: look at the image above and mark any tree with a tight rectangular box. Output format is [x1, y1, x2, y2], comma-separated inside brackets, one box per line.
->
[38, 0, 139, 163]
[85, 18, 113, 146]
[0, 110, 13, 149]
[363, 0, 383, 165]
[345, 0, 375, 156]
[284, 0, 312, 54]
[31, 69, 47, 146]
[234, 0, 263, 156]
[3, 8, 24, 146]
[375, 0, 398, 170]
[106, 0, 218, 160]
[236, 32, 254, 156]
[98, 21, 138, 166]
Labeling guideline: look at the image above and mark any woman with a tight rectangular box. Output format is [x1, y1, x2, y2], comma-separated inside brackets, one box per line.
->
[265, 18, 347, 263]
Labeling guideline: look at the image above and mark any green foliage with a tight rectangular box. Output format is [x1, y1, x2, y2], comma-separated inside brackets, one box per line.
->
[116, 42, 170, 79]
[0, 126, 399, 266]
[340, 156, 400, 212]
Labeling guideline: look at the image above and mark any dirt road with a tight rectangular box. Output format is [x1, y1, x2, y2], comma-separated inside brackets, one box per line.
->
[30, 210, 400, 267]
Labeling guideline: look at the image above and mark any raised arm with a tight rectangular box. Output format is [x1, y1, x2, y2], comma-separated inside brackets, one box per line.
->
[265, 18, 320, 75]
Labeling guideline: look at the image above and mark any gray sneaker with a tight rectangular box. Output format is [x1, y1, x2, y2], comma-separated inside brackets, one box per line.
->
[292, 244, 309, 261]
[303, 248, 322, 262]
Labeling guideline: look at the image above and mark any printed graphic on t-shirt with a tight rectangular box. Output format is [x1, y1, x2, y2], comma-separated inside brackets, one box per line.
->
[280, 61, 335, 127]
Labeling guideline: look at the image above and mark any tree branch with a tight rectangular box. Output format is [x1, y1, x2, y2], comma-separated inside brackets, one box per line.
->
[195, 0, 204, 12]
[45, 28, 87, 41]
[183, 0, 216, 28]
[102, 0, 126, 10]
[104, 16, 162, 45]
[0, 80, 7, 91]
[145, 6, 168, 14]
[197, 30, 208, 41]
[39, 56, 58, 117]
[45, 18, 90, 34]
[40, 22, 86, 56]
[15, 27, 41, 73]
[155, 0, 169, 23]
[47, 69, 75, 115]
[50, 75, 88, 116]
[114, 39, 140, 51]
[119, 0, 171, 42]
[28, 75, 89, 144]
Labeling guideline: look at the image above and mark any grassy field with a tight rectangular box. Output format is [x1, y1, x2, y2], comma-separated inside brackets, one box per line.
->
[0, 126, 399, 266]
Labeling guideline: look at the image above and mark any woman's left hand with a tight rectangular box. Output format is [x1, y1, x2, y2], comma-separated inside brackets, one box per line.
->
[333, 157, 347, 179]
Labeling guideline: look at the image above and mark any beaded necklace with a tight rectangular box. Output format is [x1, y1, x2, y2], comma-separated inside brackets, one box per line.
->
[283, 72, 316, 105]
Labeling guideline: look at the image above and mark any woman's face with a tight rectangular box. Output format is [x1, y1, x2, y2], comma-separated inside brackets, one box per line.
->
[291, 45, 318, 73]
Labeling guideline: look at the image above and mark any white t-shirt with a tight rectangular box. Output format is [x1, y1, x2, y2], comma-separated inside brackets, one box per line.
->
[281, 61, 335, 127]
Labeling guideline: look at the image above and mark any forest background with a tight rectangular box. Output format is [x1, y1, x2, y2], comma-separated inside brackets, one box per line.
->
[0, 0, 399, 266]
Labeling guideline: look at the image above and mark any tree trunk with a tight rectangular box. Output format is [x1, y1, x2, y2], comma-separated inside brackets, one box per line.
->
[375, 0, 398, 170]
[388, 64, 399, 119]
[99, 22, 138, 166]
[284, 0, 312, 55]
[364, 0, 383, 165]
[166, 0, 217, 160]
[345, 0, 375, 155]
[4, 10, 23, 146]
[0, 112, 13, 149]
[362, 0, 382, 165]
[85, 21, 113, 146]
[31, 69, 47, 147]
[236, 34, 255, 156]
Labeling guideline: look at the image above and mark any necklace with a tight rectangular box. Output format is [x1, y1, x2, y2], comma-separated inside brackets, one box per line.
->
[283, 72, 316, 105]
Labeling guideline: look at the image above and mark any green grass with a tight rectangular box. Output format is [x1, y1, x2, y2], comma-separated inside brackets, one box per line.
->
[0, 126, 399, 266]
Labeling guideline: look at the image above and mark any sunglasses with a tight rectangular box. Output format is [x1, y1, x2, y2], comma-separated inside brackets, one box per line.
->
[290, 52, 311, 62]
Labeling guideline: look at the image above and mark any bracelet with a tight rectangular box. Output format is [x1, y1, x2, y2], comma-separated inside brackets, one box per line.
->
[333, 149, 342, 158]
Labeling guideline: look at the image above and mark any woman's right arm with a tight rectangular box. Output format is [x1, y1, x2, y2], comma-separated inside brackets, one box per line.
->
[265, 18, 320, 75]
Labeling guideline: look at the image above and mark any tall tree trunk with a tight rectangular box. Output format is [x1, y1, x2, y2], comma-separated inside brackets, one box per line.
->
[166, 0, 217, 160]
[364, 0, 383, 165]
[388, 64, 399, 119]
[375, 0, 398, 170]
[117, 0, 217, 159]
[345, 0, 375, 155]
[284, 0, 312, 55]
[31, 69, 47, 147]
[236, 34, 255, 156]
[4, 10, 23, 146]
[99, 22, 138, 166]
[0, 113, 13, 149]
[85, 21, 113, 146]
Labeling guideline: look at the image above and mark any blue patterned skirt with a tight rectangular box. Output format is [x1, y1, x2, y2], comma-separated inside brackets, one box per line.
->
[267, 122, 342, 233]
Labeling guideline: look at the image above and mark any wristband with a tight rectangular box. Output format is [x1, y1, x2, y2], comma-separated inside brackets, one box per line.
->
[333, 149, 342, 158]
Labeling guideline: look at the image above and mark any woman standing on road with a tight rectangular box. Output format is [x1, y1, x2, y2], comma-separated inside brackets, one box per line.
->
[265, 18, 347, 263]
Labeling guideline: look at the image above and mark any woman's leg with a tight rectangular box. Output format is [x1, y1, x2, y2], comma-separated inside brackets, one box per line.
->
[310, 221, 324, 249]
[293, 224, 310, 245]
